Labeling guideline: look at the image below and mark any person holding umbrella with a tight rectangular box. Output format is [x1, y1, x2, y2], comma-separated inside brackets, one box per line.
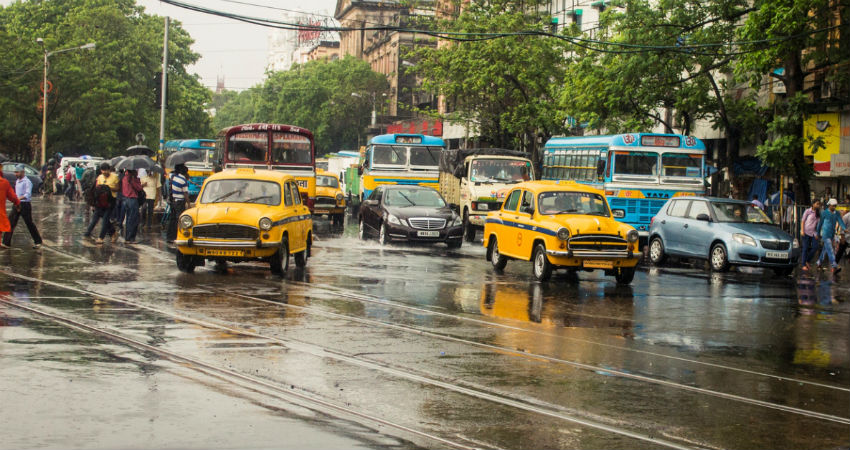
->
[120, 169, 145, 243]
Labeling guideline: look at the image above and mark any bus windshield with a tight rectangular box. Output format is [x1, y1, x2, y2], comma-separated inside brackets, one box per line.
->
[662, 153, 703, 177]
[614, 151, 658, 176]
[372, 145, 408, 166]
[409, 146, 441, 167]
[227, 132, 268, 163]
[470, 159, 531, 183]
[271, 132, 312, 165]
[538, 191, 609, 217]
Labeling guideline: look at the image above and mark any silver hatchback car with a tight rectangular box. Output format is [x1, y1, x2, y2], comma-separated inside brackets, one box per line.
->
[648, 197, 800, 276]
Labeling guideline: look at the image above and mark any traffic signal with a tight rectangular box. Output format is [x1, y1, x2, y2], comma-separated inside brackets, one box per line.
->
[153, 72, 162, 108]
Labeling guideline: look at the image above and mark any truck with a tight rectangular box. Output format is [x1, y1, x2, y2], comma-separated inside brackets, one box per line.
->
[438, 148, 534, 242]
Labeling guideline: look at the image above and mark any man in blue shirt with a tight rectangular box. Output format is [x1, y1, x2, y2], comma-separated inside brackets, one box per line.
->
[165, 164, 189, 244]
[817, 198, 845, 274]
[2, 164, 43, 249]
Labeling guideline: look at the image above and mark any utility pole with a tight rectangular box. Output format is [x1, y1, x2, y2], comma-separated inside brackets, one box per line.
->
[158, 17, 170, 160]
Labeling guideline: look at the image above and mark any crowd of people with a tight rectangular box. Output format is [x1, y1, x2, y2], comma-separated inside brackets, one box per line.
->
[798, 198, 850, 275]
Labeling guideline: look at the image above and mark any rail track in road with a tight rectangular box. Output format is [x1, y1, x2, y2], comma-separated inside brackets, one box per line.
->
[2, 233, 849, 449]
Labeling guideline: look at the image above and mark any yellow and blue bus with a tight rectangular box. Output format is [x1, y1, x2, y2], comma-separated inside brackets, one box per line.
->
[360, 133, 445, 199]
[542, 133, 706, 241]
[164, 138, 216, 199]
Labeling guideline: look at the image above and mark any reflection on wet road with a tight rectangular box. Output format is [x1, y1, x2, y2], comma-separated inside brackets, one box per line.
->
[1, 199, 848, 449]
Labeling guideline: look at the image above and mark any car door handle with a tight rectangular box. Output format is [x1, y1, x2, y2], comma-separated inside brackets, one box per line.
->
[683, 224, 688, 228]
[661, 220, 666, 224]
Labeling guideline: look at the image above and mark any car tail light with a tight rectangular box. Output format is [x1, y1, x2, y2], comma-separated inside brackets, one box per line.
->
[650, 216, 654, 226]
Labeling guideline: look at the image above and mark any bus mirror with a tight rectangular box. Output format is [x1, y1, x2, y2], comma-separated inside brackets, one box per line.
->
[612, 209, 625, 218]
[596, 160, 606, 176]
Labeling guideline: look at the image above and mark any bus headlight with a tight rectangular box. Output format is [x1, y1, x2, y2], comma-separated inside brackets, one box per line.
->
[179, 215, 194, 230]
[557, 227, 570, 241]
[627, 230, 639, 243]
[259, 217, 273, 230]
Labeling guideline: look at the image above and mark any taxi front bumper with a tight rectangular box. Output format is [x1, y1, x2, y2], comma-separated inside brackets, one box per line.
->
[175, 238, 281, 258]
[545, 249, 641, 268]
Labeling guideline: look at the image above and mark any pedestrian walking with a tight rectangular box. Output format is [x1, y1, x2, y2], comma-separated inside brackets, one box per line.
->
[0, 173, 21, 249]
[64, 164, 76, 201]
[42, 161, 54, 197]
[83, 163, 119, 244]
[751, 195, 764, 210]
[800, 200, 821, 271]
[835, 208, 850, 264]
[74, 163, 85, 200]
[166, 164, 189, 244]
[2, 164, 43, 249]
[816, 198, 845, 274]
[139, 167, 161, 229]
[120, 169, 145, 244]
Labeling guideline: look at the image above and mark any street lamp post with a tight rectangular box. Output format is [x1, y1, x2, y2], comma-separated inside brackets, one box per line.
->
[36, 39, 95, 167]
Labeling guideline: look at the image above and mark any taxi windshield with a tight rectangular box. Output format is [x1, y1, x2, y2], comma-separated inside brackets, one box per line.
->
[199, 179, 281, 205]
[316, 175, 339, 188]
[385, 188, 446, 207]
[710, 202, 773, 224]
[538, 191, 609, 216]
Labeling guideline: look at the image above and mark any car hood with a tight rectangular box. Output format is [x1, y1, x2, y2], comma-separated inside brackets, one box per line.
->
[542, 214, 622, 235]
[192, 203, 276, 225]
[719, 222, 793, 240]
[316, 186, 341, 198]
[386, 205, 455, 219]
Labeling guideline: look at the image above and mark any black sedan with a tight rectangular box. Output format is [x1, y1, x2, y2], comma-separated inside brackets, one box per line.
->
[2, 162, 43, 194]
[358, 185, 464, 248]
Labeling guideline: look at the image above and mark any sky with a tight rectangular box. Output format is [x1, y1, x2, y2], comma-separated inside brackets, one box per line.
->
[137, 0, 338, 91]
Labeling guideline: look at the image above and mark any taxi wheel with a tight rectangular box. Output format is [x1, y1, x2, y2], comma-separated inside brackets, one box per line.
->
[176, 252, 196, 273]
[463, 211, 476, 243]
[271, 240, 290, 276]
[488, 238, 507, 271]
[294, 245, 307, 267]
[358, 219, 367, 240]
[710, 243, 730, 272]
[648, 237, 667, 265]
[532, 243, 553, 281]
[615, 266, 636, 284]
[378, 223, 389, 246]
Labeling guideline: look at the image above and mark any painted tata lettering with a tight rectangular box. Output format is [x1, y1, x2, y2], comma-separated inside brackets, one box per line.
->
[215, 123, 317, 212]
[174, 168, 312, 276]
[483, 180, 641, 284]
[163, 138, 216, 200]
[542, 133, 707, 244]
[359, 133, 445, 200]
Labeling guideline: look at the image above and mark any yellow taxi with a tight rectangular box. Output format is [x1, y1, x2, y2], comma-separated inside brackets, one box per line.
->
[313, 169, 346, 228]
[174, 168, 313, 275]
[483, 181, 640, 283]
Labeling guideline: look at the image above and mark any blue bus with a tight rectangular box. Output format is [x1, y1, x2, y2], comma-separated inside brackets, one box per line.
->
[542, 133, 706, 240]
[360, 134, 446, 199]
[163, 138, 216, 199]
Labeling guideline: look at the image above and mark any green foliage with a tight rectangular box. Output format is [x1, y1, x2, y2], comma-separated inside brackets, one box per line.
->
[0, 0, 211, 163]
[755, 93, 813, 179]
[213, 56, 388, 152]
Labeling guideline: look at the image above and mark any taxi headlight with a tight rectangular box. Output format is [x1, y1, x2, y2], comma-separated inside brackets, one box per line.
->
[335, 193, 344, 202]
[387, 214, 401, 225]
[179, 215, 193, 229]
[259, 217, 273, 231]
[557, 227, 570, 241]
[733, 233, 756, 247]
[627, 230, 639, 243]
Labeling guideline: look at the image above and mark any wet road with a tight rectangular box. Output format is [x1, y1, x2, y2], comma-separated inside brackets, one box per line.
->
[1, 198, 848, 449]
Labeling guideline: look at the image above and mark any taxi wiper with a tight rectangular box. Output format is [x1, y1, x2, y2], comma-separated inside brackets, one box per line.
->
[243, 195, 274, 204]
[210, 190, 241, 203]
[548, 209, 578, 214]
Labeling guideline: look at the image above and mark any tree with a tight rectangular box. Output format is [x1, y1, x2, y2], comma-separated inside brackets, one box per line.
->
[413, 0, 569, 161]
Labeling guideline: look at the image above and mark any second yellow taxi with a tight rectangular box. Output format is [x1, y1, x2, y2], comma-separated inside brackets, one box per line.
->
[483, 181, 641, 283]
[313, 169, 346, 228]
[174, 168, 313, 275]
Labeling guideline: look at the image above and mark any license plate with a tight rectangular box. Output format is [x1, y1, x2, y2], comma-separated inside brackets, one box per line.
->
[314, 209, 329, 214]
[584, 260, 613, 269]
[200, 249, 245, 257]
[417, 231, 440, 237]
[765, 251, 789, 259]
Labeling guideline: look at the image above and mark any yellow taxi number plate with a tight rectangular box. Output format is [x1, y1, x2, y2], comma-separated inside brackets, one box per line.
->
[200, 249, 245, 257]
[584, 260, 613, 269]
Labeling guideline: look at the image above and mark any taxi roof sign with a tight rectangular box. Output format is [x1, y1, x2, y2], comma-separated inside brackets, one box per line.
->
[236, 167, 256, 174]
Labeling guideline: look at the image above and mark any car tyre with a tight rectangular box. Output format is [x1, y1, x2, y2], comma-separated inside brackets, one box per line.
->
[358, 219, 367, 240]
[648, 237, 667, 265]
[447, 239, 462, 249]
[378, 222, 389, 246]
[463, 210, 476, 243]
[773, 266, 794, 277]
[488, 237, 507, 271]
[176, 251, 196, 273]
[615, 266, 636, 284]
[710, 243, 730, 272]
[532, 243, 553, 281]
[294, 237, 308, 267]
[270, 239, 290, 276]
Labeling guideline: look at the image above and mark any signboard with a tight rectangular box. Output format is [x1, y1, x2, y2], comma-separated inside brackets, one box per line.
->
[641, 135, 680, 148]
[386, 120, 443, 137]
[831, 154, 850, 177]
[804, 112, 840, 175]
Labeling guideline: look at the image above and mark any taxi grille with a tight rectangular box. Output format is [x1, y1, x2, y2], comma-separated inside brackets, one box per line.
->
[193, 224, 258, 240]
[408, 218, 446, 230]
[568, 234, 629, 252]
[314, 196, 336, 208]
[760, 240, 791, 250]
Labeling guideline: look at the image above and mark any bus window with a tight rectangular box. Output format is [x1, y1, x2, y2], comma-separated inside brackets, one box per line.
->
[272, 132, 312, 165]
[228, 132, 267, 163]
[372, 145, 407, 166]
[614, 151, 657, 176]
[409, 146, 441, 167]
[662, 153, 703, 177]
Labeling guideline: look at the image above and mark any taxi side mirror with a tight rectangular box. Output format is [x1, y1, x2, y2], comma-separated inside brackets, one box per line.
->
[523, 205, 535, 215]
[612, 209, 625, 218]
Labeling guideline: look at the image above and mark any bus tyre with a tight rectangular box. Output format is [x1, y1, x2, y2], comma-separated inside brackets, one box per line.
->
[615, 266, 636, 284]
[648, 237, 667, 265]
[488, 238, 507, 271]
[532, 244, 553, 281]
[463, 210, 476, 243]
[176, 252, 196, 273]
[378, 223, 389, 246]
[358, 219, 367, 240]
[271, 239, 290, 276]
[710, 243, 730, 272]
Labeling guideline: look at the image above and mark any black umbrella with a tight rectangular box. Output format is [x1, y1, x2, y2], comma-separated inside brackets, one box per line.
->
[116, 155, 162, 173]
[165, 150, 201, 169]
[0, 153, 8, 164]
[126, 145, 154, 157]
[108, 156, 126, 169]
